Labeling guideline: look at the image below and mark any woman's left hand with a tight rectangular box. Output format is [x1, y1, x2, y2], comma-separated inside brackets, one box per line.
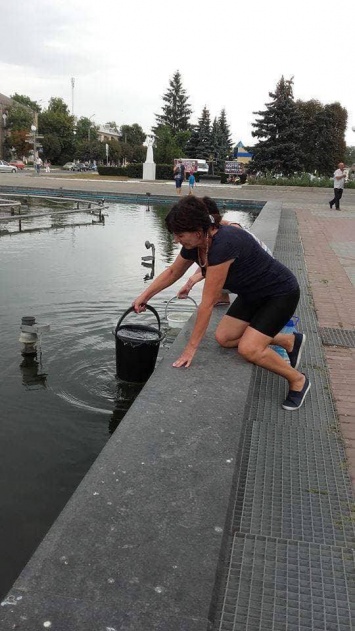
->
[173, 345, 196, 368]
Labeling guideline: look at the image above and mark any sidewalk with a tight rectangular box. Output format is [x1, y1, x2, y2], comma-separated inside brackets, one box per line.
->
[214, 203, 355, 630]
[296, 203, 355, 488]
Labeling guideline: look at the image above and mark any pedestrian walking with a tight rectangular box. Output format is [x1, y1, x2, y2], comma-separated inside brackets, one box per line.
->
[188, 171, 196, 195]
[329, 162, 347, 210]
[35, 156, 43, 174]
[173, 159, 185, 196]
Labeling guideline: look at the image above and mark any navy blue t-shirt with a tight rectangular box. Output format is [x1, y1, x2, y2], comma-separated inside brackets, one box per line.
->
[180, 225, 298, 302]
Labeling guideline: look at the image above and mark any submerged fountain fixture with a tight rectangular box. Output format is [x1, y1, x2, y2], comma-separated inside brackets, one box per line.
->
[141, 240, 155, 263]
[146, 192, 151, 211]
[19, 316, 50, 356]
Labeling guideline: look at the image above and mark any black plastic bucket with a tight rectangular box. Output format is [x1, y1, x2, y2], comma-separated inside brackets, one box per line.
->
[114, 305, 164, 383]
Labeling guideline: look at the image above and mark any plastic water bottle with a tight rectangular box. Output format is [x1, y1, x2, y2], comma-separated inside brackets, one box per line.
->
[272, 316, 299, 362]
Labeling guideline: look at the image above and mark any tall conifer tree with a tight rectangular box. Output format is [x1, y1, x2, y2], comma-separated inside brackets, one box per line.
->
[251, 76, 303, 175]
[154, 71, 192, 134]
[196, 106, 212, 160]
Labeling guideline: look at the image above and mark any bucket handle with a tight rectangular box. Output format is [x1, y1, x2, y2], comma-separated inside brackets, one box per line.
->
[115, 305, 161, 333]
[164, 295, 198, 320]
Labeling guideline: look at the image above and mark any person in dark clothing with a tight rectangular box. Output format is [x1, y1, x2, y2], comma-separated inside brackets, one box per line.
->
[173, 159, 185, 195]
[133, 196, 310, 411]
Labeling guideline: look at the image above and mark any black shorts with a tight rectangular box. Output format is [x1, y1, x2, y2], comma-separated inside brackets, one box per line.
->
[226, 289, 300, 338]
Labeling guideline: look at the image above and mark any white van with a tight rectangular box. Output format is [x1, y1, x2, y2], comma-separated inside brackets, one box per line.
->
[196, 159, 209, 174]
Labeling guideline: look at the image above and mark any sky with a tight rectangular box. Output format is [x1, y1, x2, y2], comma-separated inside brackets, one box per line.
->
[1, 0, 355, 148]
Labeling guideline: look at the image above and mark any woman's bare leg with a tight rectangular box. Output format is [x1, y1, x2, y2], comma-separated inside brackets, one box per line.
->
[215, 315, 249, 347]
[237, 327, 305, 391]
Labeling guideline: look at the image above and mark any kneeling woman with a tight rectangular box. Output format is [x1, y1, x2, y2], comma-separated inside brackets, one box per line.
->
[133, 196, 310, 411]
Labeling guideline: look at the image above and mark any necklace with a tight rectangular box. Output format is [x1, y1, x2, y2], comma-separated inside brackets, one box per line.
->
[198, 235, 209, 269]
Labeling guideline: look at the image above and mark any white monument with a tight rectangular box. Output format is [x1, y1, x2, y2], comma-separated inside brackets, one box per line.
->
[143, 134, 156, 181]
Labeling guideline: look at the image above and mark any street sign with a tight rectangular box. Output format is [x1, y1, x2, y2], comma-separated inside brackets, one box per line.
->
[224, 161, 244, 175]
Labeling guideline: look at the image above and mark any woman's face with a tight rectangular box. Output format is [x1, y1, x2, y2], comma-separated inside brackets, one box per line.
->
[174, 231, 204, 249]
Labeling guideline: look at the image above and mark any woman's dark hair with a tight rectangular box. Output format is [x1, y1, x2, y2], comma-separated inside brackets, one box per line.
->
[165, 196, 221, 234]
[201, 196, 222, 221]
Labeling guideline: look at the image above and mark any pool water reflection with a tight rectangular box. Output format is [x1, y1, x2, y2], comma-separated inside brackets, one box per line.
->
[0, 201, 256, 598]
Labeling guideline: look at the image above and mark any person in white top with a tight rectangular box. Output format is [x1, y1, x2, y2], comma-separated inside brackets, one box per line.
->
[329, 162, 346, 210]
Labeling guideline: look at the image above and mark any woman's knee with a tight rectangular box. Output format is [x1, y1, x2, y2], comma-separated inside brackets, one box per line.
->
[238, 338, 260, 362]
[215, 328, 231, 347]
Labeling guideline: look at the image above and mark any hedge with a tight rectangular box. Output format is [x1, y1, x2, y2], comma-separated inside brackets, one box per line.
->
[97, 164, 174, 180]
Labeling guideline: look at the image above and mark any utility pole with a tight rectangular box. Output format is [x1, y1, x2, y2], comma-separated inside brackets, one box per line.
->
[71, 77, 75, 117]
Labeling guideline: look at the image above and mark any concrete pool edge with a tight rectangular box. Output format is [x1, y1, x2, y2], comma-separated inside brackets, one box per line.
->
[0, 201, 281, 630]
[0, 184, 266, 210]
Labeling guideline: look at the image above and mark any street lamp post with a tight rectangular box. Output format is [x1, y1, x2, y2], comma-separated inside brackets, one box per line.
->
[88, 114, 95, 142]
[31, 124, 37, 173]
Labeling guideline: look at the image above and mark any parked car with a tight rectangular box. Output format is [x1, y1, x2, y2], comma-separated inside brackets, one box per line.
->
[73, 162, 89, 172]
[62, 162, 76, 170]
[0, 160, 18, 173]
[9, 159, 25, 170]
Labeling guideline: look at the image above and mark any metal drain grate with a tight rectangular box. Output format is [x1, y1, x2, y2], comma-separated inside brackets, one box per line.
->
[218, 533, 355, 631]
[233, 422, 355, 547]
[320, 327, 355, 348]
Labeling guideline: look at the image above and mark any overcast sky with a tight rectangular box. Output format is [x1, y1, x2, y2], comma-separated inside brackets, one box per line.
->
[1, 0, 355, 148]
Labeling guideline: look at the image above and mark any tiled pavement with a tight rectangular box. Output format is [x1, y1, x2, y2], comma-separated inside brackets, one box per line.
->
[295, 205, 355, 489]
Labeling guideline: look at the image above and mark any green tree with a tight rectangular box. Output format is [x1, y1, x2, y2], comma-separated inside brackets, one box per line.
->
[38, 98, 74, 164]
[5, 101, 34, 158]
[153, 125, 183, 164]
[217, 109, 232, 164]
[74, 139, 105, 163]
[46, 97, 71, 116]
[75, 117, 99, 143]
[296, 99, 323, 173]
[6, 104, 34, 132]
[345, 146, 355, 165]
[120, 124, 145, 146]
[10, 93, 41, 113]
[296, 99, 347, 174]
[251, 76, 303, 176]
[4, 130, 31, 159]
[154, 70, 192, 134]
[313, 103, 347, 175]
[131, 144, 146, 163]
[42, 133, 62, 163]
[196, 106, 213, 160]
[184, 125, 200, 158]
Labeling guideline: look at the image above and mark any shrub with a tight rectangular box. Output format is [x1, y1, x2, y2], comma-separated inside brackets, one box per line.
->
[156, 164, 173, 180]
[97, 166, 127, 176]
[198, 174, 220, 182]
[248, 174, 334, 187]
[126, 163, 143, 178]
[220, 173, 228, 184]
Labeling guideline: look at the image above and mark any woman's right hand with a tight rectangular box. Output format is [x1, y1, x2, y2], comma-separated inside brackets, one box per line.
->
[132, 296, 147, 313]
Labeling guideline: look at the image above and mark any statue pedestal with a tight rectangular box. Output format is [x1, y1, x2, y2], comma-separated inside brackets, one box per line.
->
[143, 162, 156, 181]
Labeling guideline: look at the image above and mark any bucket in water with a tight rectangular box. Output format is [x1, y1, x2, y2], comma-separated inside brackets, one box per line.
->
[165, 296, 198, 329]
[273, 315, 300, 361]
[114, 305, 164, 383]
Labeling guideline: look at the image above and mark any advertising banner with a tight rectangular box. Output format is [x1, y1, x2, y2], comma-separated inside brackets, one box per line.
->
[224, 161, 244, 175]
